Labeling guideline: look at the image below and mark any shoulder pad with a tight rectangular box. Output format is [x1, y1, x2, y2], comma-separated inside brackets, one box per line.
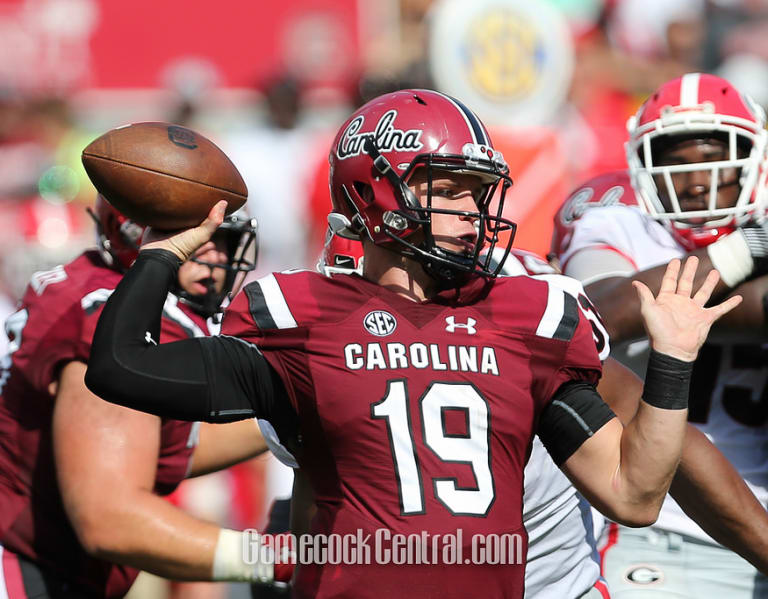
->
[233, 269, 366, 334]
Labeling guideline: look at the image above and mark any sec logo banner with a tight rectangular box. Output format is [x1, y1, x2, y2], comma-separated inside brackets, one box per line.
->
[428, 0, 573, 127]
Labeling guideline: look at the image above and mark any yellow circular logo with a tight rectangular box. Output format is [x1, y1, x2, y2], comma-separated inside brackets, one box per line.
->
[429, 0, 573, 126]
[466, 10, 542, 101]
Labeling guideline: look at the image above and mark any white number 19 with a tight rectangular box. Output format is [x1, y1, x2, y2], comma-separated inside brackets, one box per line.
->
[371, 380, 494, 516]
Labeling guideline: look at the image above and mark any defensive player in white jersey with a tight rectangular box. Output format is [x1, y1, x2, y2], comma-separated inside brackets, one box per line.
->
[553, 73, 768, 597]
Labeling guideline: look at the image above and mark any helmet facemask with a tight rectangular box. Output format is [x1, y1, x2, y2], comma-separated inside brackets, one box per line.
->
[626, 78, 768, 248]
[177, 214, 258, 318]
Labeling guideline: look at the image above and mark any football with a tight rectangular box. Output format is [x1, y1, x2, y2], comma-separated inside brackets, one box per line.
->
[82, 122, 247, 230]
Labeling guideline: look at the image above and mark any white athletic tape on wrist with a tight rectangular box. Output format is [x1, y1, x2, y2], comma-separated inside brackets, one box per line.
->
[707, 229, 754, 287]
[212, 529, 274, 583]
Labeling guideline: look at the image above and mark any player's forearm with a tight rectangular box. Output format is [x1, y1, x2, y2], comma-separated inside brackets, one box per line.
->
[79, 491, 283, 583]
[189, 420, 268, 477]
[76, 490, 220, 579]
[86, 250, 277, 423]
[671, 426, 768, 574]
[584, 248, 718, 343]
[610, 349, 694, 521]
[85, 249, 212, 418]
[565, 351, 693, 526]
[614, 402, 688, 518]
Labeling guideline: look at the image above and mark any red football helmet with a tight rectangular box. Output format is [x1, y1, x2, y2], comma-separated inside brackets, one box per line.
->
[88, 195, 146, 271]
[328, 89, 516, 281]
[626, 73, 768, 249]
[318, 228, 364, 276]
[551, 170, 638, 258]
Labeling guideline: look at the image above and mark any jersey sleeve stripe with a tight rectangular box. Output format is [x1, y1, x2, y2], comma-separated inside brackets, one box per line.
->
[536, 284, 565, 339]
[553, 292, 579, 341]
[81, 288, 114, 315]
[245, 283, 277, 329]
[535, 284, 580, 341]
[561, 244, 638, 274]
[161, 295, 207, 338]
[245, 275, 298, 330]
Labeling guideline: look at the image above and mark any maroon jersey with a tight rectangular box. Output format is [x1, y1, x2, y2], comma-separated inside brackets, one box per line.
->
[0, 250, 209, 598]
[222, 270, 602, 598]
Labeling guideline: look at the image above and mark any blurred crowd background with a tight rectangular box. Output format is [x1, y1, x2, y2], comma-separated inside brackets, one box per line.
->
[2, 0, 768, 596]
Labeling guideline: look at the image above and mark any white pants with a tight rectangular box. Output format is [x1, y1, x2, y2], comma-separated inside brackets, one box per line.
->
[601, 524, 768, 598]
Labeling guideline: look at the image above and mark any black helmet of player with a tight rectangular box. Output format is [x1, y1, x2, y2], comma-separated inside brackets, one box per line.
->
[176, 211, 258, 318]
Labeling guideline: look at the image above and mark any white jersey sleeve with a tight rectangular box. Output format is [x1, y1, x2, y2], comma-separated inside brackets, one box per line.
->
[559, 205, 684, 281]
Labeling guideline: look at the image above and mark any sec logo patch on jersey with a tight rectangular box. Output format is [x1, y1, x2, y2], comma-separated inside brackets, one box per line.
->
[364, 311, 397, 337]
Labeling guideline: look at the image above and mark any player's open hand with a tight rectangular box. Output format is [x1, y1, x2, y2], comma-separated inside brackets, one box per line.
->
[633, 257, 742, 362]
[141, 200, 226, 261]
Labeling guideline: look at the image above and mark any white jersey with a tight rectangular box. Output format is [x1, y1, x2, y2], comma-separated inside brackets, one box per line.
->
[498, 250, 606, 598]
[559, 203, 768, 543]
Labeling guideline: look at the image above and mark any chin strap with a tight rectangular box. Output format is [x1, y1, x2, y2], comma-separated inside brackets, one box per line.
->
[364, 138, 422, 211]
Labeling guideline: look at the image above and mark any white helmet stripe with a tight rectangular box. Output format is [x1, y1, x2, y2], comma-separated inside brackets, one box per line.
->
[679, 73, 701, 107]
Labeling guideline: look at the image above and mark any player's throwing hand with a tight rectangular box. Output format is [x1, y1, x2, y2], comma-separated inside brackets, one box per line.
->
[142, 200, 227, 261]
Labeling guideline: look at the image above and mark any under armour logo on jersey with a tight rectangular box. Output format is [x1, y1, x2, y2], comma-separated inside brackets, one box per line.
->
[144, 331, 157, 346]
[445, 316, 477, 335]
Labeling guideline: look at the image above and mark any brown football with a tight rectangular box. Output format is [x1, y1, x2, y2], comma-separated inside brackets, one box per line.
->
[82, 122, 247, 230]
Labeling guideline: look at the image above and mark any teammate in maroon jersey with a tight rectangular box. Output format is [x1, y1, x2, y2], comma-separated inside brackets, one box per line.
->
[86, 90, 740, 599]
[0, 197, 275, 598]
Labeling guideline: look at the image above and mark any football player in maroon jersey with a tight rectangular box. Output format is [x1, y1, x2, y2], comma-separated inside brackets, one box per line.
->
[86, 90, 740, 599]
[0, 196, 279, 598]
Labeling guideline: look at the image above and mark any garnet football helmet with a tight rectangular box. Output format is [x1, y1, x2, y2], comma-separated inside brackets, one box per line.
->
[318, 228, 364, 276]
[328, 89, 516, 281]
[177, 211, 258, 318]
[626, 73, 768, 249]
[88, 194, 146, 271]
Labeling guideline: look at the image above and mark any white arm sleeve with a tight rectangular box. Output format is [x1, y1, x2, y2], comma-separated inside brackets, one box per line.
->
[564, 248, 636, 285]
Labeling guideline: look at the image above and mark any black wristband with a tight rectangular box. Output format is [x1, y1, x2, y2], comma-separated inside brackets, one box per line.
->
[135, 248, 183, 273]
[642, 350, 693, 410]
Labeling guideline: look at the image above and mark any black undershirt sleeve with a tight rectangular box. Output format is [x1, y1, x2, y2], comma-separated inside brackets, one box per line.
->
[85, 249, 284, 423]
[537, 381, 616, 466]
